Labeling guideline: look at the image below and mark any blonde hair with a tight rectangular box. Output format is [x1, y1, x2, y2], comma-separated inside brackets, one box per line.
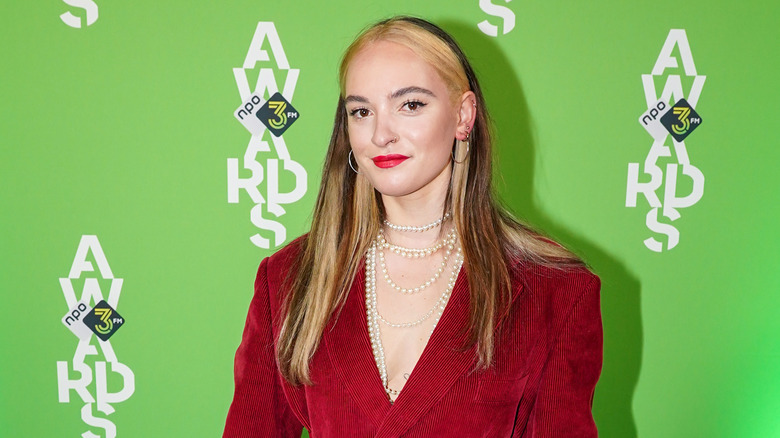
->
[277, 16, 581, 385]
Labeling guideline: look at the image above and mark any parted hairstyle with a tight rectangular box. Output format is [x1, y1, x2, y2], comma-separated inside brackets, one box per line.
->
[277, 16, 582, 385]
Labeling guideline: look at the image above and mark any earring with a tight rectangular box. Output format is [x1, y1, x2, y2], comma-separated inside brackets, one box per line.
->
[348, 150, 361, 174]
[452, 136, 469, 164]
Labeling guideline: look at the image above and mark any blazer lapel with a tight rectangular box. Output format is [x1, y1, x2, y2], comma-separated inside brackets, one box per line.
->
[324, 265, 392, 428]
[375, 268, 477, 438]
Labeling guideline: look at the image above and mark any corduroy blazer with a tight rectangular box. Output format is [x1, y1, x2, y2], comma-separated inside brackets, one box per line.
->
[223, 238, 602, 437]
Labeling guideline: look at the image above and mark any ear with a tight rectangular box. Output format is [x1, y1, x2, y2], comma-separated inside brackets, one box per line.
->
[455, 91, 477, 141]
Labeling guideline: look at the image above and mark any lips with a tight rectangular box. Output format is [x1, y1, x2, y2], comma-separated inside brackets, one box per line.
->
[371, 154, 409, 169]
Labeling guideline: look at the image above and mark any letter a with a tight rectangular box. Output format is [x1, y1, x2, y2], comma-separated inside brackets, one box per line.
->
[651, 29, 697, 76]
[68, 235, 113, 279]
[243, 22, 289, 70]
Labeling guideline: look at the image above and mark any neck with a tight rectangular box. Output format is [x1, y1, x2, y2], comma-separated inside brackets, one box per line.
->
[379, 165, 452, 246]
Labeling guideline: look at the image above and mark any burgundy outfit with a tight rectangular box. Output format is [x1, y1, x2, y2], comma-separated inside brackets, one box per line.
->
[223, 238, 602, 437]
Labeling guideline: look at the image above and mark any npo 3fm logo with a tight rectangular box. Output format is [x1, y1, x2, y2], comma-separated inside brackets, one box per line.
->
[626, 29, 706, 252]
[228, 22, 307, 249]
[58, 235, 134, 438]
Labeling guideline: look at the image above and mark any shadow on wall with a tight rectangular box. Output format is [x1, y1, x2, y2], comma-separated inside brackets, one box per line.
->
[444, 20, 642, 438]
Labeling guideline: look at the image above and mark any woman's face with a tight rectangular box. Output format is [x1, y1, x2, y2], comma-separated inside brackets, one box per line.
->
[344, 40, 473, 200]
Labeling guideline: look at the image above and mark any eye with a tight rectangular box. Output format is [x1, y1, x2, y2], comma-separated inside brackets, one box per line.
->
[402, 100, 427, 112]
[349, 107, 371, 119]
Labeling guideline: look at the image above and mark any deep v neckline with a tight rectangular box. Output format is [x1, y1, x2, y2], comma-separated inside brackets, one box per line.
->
[382, 265, 467, 401]
[324, 259, 477, 436]
[366, 240, 465, 404]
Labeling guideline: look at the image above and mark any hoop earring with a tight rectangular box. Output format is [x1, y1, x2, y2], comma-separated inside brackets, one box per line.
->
[348, 150, 361, 174]
[452, 137, 469, 164]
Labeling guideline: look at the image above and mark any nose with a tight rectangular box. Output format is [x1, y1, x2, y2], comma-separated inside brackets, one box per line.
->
[371, 112, 398, 147]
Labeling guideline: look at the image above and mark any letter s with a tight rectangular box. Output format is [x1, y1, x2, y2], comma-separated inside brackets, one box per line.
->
[60, 0, 98, 29]
[249, 201, 286, 249]
[81, 403, 116, 438]
[478, 0, 515, 37]
[644, 208, 680, 252]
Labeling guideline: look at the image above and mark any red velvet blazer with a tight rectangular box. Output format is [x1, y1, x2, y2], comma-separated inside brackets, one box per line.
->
[223, 239, 602, 437]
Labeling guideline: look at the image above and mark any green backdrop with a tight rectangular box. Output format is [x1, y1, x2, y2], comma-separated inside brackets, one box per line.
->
[2, 1, 778, 437]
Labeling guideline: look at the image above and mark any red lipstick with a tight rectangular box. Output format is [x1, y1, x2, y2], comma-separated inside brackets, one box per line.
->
[371, 154, 409, 169]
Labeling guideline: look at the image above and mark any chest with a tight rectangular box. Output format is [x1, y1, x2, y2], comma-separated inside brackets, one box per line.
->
[293, 287, 538, 438]
[367, 240, 464, 395]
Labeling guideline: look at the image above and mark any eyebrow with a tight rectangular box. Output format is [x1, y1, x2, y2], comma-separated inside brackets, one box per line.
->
[390, 86, 435, 100]
[344, 95, 368, 104]
[344, 86, 436, 104]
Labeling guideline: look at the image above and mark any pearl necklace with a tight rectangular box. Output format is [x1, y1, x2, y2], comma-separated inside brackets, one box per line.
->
[384, 212, 451, 233]
[365, 233, 464, 401]
[377, 228, 457, 259]
[377, 232, 456, 294]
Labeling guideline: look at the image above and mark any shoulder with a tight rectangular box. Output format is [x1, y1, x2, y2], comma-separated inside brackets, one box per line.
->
[256, 234, 308, 296]
[253, 235, 308, 327]
[266, 234, 308, 272]
[511, 259, 600, 318]
[517, 261, 599, 292]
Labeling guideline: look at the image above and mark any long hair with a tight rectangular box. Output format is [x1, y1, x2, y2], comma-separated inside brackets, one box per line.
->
[277, 16, 582, 385]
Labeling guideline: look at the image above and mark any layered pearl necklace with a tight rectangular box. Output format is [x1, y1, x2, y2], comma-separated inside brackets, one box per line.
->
[365, 219, 463, 401]
[383, 213, 451, 233]
[377, 228, 457, 294]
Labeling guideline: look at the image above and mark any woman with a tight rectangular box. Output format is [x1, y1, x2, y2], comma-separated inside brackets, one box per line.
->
[224, 16, 602, 438]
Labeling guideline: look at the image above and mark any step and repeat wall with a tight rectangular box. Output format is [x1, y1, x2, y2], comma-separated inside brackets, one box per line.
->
[2, 1, 778, 437]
